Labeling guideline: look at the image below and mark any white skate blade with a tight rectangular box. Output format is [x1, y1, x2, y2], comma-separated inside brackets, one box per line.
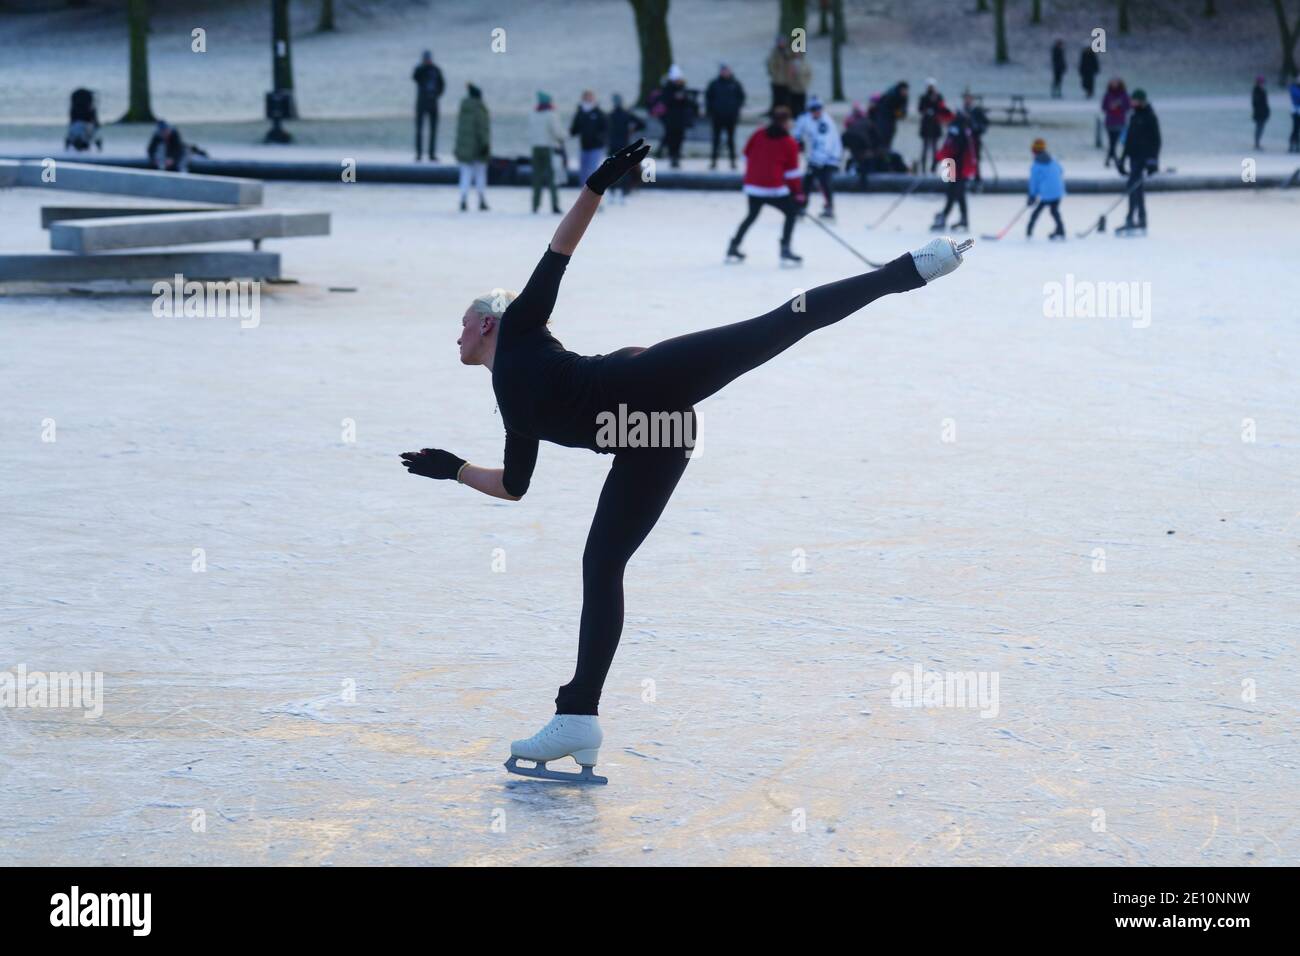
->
[504, 755, 608, 785]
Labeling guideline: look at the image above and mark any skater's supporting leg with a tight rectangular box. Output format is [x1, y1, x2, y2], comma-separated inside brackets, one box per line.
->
[730, 195, 766, 247]
[778, 194, 800, 246]
[555, 442, 692, 714]
[1047, 200, 1064, 234]
[1125, 166, 1146, 226]
[604, 254, 926, 412]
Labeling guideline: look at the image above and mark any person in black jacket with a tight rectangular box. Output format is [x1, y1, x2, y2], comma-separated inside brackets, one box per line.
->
[570, 90, 609, 186]
[1117, 89, 1160, 233]
[705, 64, 746, 170]
[1252, 75, 1270, 149]
[654, 65, 697, 168]
[874, 81, 909, 151]
[605, 94, 647, 202]
[1079, 47, 1100, 99]
[1050, 40, 1066, 98]
[917, 79, 944, 171]
[146, 121, 188, 171]
[412, 50, 445, 161]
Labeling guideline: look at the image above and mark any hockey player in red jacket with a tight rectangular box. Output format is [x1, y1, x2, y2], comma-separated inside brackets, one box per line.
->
[931, 107, 979, 232]
[726, 106, 805, 265]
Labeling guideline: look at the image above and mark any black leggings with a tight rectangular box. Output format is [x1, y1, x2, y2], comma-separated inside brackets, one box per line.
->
[555, 254, 926, 714]
[1027, 199, 1064, 235]
[731, 193, 800, 248]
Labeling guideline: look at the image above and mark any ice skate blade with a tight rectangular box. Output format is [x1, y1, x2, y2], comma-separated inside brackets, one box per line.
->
[504, 755, 608, 785]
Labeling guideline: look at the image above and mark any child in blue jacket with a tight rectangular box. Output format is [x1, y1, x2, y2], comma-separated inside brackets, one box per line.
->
[1027, 137, 1066, 239]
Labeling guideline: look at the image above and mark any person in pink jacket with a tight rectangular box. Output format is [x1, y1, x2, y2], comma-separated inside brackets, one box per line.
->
[1101, 78, 1131, 167]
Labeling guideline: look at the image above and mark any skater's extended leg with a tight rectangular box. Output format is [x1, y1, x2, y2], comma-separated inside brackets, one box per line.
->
[606, 253, 928, 411]
[555, 441, 693, 715]
[1026, 201, 1044, 235]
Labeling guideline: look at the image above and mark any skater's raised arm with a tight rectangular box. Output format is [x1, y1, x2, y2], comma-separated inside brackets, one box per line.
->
[550, 138, 651, 256]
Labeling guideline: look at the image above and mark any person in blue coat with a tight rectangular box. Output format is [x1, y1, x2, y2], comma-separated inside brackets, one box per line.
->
[1026, 137, 1066, 239]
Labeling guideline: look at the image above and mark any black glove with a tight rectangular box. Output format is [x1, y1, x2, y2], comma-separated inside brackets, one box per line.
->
[400, 448, 467, 481]
[585, 138, 651, 194]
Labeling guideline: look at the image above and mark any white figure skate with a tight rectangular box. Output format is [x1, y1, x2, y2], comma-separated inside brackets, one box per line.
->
[505, 715, 608, 785]
[909, 236, 973, 283]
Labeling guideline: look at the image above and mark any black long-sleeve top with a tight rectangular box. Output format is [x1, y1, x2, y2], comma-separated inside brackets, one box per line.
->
[491, 248, 612, 497]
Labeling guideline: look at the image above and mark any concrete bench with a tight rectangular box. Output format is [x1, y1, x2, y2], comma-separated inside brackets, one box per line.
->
[40, 205, 224, 227]
[0, 251, 281, 282]
[4, 159, 263, 205]
[48, 209, 330, 253]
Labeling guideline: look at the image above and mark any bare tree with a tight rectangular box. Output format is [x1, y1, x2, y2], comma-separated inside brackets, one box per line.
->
[319, 0, 336, 32]
[121, 0, 155, 122]
[830, 0, 846, 101]
[780, 0, 808, 39]
[994, 0, 1009, 63]
[1274, 0, 1300, 82]
[628, 0, 672, 107]
[1119, 0, 1131, 35]
[1031, 0, 1042, 24]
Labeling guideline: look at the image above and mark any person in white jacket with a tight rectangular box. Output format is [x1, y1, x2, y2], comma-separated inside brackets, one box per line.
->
[793, 95, 843, 219]
[528, 91, 566, 214]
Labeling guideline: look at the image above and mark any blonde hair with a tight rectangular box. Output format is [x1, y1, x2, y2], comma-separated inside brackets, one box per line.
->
[469, 288, 517, 321]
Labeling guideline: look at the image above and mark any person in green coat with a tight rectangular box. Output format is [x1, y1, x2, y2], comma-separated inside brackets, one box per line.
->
[454, 83, 491, 211]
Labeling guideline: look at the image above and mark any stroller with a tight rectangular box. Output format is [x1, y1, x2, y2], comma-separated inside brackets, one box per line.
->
[66, 88, 103, 152]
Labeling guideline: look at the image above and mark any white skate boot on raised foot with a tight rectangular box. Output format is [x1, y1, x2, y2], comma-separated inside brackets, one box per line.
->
[909, 235, 973, 283]
[505, 714, 608, 785]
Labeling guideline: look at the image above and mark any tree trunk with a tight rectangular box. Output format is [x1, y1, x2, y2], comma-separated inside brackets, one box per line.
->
[319, 0, 335, 31]
[975, 0, 989, 12]
[779, 0, 808, 40]
[272, 0, 298, 117]
[1274, 0, 1300, 84]
[830, 0, 845, 101]
[1118, 0, 1131, 35]
[994, 0, 1008, 63]
[628, 0, 672, 108]
[818, 0, 830, 35]
[121, 0, 154, 122]
[1031, 0, 1042, 24]
[1203, 0, 1216, 15]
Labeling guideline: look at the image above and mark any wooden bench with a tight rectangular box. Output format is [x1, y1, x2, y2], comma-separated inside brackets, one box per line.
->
[48, 209, 330, 254]
[971, 93, 1029, 126]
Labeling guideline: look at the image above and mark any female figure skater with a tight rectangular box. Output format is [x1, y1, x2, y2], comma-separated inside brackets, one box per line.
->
[401, 139, 972, 784]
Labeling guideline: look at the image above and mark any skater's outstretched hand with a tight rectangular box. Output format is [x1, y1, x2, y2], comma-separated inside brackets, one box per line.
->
[586, 138, 651, 195]
[400, 448, 467, 481]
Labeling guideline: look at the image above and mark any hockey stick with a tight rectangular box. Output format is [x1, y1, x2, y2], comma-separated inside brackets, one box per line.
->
[865, 176, 922, 229]
[1075, 169, 1153, 239]
[806, 211, 888, 267]
[980, 201, 1032, 241]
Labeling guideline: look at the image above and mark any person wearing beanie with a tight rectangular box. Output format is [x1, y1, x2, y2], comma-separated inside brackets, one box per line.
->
[792, 95, 843, 218]
[654, 66, 696, 169]
[454, 83, 491, 212]
[1026, 138, 1066, 240]
[412, 49, 445, 161]
[727, 105, 805, 263]
[528, 90, 565, 214]
[1117, 88, 1160, 233]
[1252, 75, 1271, 150]
[705, 63, 746, 170]
[570, 89, 608, 187]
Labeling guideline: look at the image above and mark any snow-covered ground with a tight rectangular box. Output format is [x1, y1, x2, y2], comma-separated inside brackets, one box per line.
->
[2, 177, 1297, 865]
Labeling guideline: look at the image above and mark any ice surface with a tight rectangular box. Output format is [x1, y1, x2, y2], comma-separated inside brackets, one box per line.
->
[1, 179, 1297, 865]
